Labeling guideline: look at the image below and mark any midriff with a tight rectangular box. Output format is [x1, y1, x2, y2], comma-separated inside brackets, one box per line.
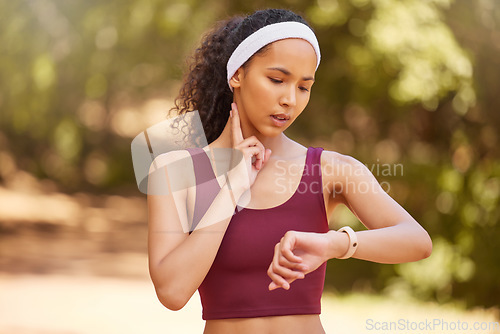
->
[203, 314, 326, 334]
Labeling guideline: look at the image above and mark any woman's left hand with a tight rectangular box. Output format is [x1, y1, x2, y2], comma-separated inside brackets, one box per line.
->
[267, 230, 331, 291]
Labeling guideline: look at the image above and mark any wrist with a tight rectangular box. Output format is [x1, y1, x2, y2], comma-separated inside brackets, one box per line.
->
[325, 230, 350, 260]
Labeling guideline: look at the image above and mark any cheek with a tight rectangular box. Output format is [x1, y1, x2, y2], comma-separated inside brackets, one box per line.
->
[246, 77, 275, 107]
[293, 96, 310, 120]
[297, 93, 310, 111]
[253, 77, 273, 96]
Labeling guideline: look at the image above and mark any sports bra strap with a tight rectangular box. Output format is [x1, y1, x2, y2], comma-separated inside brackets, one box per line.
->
[303, 147, 326, 213]
[186, 147, 220, 234]
[304, 146, 322, 178]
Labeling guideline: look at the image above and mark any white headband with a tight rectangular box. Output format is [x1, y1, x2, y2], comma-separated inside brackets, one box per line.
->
[226, 21, 321, 92]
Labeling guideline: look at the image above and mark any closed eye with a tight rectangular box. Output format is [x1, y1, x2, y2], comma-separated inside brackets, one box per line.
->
[269, 78, 310, 92]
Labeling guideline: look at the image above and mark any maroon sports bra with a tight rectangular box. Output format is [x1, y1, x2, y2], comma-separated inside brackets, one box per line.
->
[186, 146, 329, 320]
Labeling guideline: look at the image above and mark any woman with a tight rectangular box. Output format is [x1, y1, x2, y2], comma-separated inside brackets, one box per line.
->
[147, 8, 432, 334]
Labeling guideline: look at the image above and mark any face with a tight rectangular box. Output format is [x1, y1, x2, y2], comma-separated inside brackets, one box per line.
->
[229, 38, 317, 138]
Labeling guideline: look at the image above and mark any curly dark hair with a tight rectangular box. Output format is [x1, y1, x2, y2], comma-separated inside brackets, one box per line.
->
[169, 8, 312, 145]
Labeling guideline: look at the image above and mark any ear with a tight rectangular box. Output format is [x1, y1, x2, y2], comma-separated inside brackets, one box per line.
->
[229, 68, 244, 90]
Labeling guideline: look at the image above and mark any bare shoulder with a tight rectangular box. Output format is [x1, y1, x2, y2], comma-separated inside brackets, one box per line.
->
[321, 149, 368, 172]
[320, 149, 380, 202]
[148, 149, 196, 191]
[321, 150, 376, 192]
[276, 139, 308, 159]
[152, 149, 192, 169]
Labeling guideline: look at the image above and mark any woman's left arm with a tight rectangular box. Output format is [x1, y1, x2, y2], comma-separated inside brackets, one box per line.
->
[323, 151, 432, 263]
[267, 151, 432, 290]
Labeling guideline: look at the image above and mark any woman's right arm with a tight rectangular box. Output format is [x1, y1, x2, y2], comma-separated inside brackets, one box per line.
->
[148, 102, 272, 311]
[147, 150, 244, 311]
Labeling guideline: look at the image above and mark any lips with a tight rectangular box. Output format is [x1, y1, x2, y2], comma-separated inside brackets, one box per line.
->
[270, 113, 290, 127]
[270, 113, 290, 121]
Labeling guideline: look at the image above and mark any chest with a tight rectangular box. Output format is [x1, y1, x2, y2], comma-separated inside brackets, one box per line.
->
[242, 157, 308, 209]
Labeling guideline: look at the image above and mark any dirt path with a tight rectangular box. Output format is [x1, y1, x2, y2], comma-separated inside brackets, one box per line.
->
[0, 273, 204, 334]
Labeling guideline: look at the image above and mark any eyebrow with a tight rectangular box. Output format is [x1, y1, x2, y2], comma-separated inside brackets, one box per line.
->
[266, 67, 315, 82]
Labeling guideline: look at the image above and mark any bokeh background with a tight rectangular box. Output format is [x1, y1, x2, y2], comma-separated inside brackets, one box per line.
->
[1, 0, 499, 333]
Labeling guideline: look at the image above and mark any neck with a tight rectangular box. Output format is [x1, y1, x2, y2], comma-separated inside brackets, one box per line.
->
[209, 113, 291, 157]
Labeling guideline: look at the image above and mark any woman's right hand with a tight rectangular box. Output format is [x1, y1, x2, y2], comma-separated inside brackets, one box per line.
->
[228, 102, 272, 193]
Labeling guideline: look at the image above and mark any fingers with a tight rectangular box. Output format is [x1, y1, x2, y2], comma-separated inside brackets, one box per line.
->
[230, 102, 272, 174]
[230, 103, 244, 145]
[238, 144, 263, 170]
[267, 264, 304, 291]
[264, 148, 272, 164]
[280, 236, 305, 264]
[267, 242, 308, 291]
[234, 133, 267, 170]
[267, 247, 299, 291]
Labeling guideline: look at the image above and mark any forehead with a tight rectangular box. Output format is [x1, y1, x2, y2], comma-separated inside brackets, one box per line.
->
[252, 38, 317, 74]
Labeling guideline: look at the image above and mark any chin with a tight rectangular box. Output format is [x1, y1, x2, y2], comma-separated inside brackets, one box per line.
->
[261, 127, 288, 137]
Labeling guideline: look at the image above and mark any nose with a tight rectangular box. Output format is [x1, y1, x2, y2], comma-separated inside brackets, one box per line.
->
[279, 85, 296, 108]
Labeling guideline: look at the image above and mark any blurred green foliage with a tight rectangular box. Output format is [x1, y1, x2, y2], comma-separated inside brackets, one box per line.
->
[0, 0, 499, 308]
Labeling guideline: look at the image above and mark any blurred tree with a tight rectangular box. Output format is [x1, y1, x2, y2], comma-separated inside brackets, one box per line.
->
[0, 0, 223, 191]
